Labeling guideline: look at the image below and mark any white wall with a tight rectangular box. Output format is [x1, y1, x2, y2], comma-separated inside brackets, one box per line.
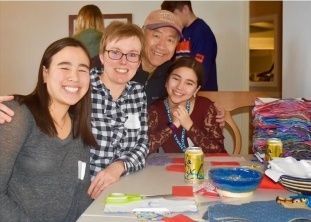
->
[0, 1, 248, 94]
[0, 1, 249, 153]
[283, 2, 311, 98]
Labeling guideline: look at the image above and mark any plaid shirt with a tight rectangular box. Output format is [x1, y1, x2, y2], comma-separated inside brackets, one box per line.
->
[89, 68, 149, 177]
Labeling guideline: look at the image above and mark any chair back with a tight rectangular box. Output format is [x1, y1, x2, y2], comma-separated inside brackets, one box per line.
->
[198, 91, 269, 154]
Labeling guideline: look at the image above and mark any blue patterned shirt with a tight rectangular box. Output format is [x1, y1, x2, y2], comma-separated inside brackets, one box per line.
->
[89, 68, 149, 177]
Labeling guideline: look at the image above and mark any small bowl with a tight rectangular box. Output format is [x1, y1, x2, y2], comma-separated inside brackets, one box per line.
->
[208, 167, 263, 197]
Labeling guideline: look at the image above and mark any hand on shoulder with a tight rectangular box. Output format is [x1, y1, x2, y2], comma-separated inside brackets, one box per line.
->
[0, 96, 15, 124]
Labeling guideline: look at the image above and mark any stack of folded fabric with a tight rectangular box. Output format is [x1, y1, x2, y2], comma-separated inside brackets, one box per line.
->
[252, 98, 311, 159]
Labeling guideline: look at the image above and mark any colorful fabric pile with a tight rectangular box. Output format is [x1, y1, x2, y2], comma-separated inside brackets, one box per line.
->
[252, 98, 311, 159]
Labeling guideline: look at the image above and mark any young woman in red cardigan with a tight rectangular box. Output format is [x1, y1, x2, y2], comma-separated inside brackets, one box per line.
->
[148, 57, 226, 153]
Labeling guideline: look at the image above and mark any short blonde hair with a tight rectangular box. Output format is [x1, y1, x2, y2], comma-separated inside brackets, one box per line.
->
[99, 21, 145, 59]
[74, 5, 104, 35]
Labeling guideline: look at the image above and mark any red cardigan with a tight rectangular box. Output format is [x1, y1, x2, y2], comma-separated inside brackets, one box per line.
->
[148, 96, 225, 153]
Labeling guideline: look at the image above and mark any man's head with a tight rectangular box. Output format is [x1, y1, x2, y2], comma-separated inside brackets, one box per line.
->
[142, 9, 182, 72]
[161, 1, 193, 27]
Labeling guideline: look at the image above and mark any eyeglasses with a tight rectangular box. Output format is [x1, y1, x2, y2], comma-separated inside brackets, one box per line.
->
[104, 49, 141, 63]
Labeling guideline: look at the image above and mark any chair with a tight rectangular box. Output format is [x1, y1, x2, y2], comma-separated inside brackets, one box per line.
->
[198, 91, 269, 154]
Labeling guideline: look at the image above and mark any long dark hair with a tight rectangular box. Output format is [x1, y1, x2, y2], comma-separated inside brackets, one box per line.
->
[166, 56, 204, 86]
[15, 37, 98, 148]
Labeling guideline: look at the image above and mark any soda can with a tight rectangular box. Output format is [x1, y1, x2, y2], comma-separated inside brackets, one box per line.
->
[184, 147, 204, 183]
[265, 138, 283, 161]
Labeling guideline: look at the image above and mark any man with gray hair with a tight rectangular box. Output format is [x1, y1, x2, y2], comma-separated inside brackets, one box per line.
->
[132, 9, 183, 106]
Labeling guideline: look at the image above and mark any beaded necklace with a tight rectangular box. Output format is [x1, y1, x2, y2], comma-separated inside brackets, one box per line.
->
[164, 99, 191, 152]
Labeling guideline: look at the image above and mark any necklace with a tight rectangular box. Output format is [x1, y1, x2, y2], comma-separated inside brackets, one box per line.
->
[164, 99, 191, 152]
[53, 114, 68, 130]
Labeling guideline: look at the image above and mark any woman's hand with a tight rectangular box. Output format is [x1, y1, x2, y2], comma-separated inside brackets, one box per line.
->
[172, 105, 193, 131]
[214, 103, 225, 128]
[0, 96, 15, 124]
[87, 161, 125, 199]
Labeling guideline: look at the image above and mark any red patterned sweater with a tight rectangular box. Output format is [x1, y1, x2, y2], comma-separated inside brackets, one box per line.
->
[148, 96, 225, 153]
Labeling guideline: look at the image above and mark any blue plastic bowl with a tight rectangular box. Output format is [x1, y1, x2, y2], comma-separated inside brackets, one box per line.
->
[208, 167, 263, 193]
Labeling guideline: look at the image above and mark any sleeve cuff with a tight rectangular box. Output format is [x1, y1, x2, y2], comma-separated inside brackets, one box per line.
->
[121, 160, 128, 176]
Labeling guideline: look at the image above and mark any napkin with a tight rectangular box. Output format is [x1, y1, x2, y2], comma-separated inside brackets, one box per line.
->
[204, 200, 311, 222]
[104, 198, 198, 213]
[265, 157, 311, 182]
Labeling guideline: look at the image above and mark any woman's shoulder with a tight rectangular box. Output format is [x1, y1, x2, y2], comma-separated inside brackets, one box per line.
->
[196, 96, 214, 105]
[4, 100, 31, 118]
[2, 100, 34, 130]
[148, 99, 164, 111]
[128, 81, 148, 98]
[193, 96, 217, 115]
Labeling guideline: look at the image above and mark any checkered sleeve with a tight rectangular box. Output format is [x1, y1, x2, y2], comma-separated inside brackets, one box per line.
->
[119, 84, 149, 174]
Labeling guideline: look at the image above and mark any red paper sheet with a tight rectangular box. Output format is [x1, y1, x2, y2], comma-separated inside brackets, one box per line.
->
[172, 186, 194, 197]
[163, 214, 195, 222]
[259, 175, 285, 190]
[205, 153, 229, 157]
[171, 158, 184, 164]
[171, 153, 229, 164]
[165, 164, 184, 173]
[210, 161, 240, 166]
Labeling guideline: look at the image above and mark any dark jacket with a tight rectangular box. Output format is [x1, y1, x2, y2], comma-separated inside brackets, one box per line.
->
[132, 61, 173, 107]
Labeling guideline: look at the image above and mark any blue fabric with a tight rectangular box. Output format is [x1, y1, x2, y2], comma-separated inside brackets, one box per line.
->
[203, 201, 311, 222]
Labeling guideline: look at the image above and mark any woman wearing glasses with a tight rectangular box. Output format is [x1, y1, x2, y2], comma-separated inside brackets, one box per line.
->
[87, 21, 148, 199]
[0, 21, 148, 200]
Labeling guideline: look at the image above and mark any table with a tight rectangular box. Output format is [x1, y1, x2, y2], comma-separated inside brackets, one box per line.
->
[77, 154, 290, 222]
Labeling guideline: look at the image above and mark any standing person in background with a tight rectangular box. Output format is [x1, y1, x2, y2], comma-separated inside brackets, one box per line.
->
[0, 37, 97, 221]
[148, 57, 225, 153]
[161, 1, 218, 91]
[73, 4, 104, 59]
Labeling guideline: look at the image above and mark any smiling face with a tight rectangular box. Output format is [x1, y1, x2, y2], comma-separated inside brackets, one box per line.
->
[43, 46, 90, 109]
[99, 36, 142, 89]
[143, 27, 179, 72]
[165, 66, 200, 105]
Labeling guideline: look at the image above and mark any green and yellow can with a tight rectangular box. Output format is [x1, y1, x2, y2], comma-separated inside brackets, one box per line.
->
[265, 138, 283, 161]
[184, 147, 204, 183]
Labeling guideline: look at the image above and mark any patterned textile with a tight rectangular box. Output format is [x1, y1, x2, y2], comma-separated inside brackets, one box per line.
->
[148, 96, 225, 153]
[89, 67, 149, 177]
[203, 200, 311, 222]
[252, 98, 311, 159]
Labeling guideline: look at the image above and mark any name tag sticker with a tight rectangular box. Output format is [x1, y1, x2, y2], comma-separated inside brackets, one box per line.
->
[78, 160, 86, 180]
[124, 113, 140, 129]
